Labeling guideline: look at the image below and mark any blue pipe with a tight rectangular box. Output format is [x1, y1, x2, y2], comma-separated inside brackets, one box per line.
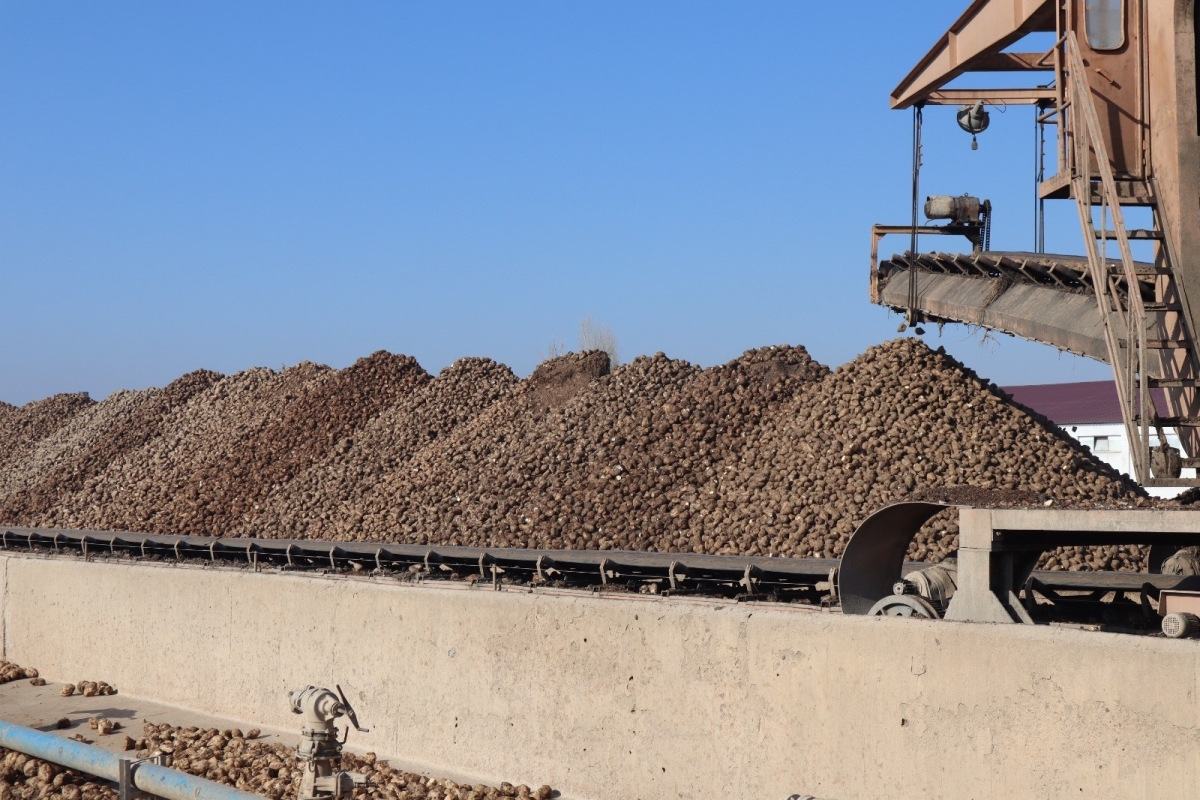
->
[0, 719, 120, 783]
[0, 719, 261, 800]
[134, 762, 260, 800]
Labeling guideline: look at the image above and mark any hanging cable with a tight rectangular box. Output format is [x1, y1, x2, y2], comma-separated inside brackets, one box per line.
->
[1033, 105, 1040, 252]
[907, 104, 924, 325]
[1039, 118, 1046, 252]
[1034, 100, 1047, 253]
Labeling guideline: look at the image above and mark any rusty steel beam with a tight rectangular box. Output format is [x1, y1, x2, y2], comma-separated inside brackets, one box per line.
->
[923, 87, 1058, 105]
[891, 0, 1055, 109]
[969, 51, 1052, 71]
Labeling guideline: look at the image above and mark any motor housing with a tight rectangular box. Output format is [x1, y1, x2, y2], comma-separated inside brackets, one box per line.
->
[924, 195, 985, 225]
[886, 558, 958, 617]
[1162, 612, 1200, 639]
[1152, 444, 1183, 479]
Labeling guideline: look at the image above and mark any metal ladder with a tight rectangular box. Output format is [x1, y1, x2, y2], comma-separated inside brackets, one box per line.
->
[1060, 32, 1200, 486]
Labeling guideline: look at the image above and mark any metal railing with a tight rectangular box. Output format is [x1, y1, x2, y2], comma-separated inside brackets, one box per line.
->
[1060, 31, 1156, 483]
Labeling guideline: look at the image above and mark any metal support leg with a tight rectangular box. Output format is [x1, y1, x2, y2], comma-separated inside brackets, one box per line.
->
[119, 755, 167, 800]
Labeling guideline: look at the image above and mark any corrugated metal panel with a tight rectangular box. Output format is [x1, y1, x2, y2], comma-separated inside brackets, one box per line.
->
[1002, 380, 1169, 425]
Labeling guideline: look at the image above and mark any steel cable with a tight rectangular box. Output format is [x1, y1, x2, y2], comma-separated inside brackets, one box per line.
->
[907, 104, 924, 320]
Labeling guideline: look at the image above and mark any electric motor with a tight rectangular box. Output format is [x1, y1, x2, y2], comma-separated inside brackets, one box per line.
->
[924, 195, 984, 225]
[1162, 612, 1200, 639]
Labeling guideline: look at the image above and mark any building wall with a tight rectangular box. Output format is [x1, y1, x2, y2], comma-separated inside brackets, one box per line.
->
[2, 553, 1198, 800]
[1059, 422, 1195, 498]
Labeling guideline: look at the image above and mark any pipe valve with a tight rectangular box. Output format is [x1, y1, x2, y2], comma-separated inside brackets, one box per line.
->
[289, 685, 367, 730]
[289, 685, 371, 800]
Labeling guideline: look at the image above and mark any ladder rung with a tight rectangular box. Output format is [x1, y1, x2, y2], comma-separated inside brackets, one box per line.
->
[1118, 339, 1191, 349]
[1136, 416, 1200, 426]
[1182, 458, 1200, 468]
[1143, 478, 1200, 487]
[1147, 378, 1200, 388]
[1094, 229, 1164, 240]
[1108, 302, 1176, 314]
[1107, 265, 1170, 275]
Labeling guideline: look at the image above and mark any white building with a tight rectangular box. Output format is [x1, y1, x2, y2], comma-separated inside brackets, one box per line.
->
[1002, 380, 1196, 499]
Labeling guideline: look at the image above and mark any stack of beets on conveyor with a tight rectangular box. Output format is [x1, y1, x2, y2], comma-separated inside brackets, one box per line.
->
[0, 338, 1151, 571]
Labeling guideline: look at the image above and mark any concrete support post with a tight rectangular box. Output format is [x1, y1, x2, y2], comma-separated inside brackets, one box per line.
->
[944, 508, 1025, 623]
[945, 549, 1018, 623]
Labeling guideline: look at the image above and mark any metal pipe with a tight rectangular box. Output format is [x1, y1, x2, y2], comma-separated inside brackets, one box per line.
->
[0, 720, 120, 783]
[0, 719, 259, 800]
[135, 762, 260, 800]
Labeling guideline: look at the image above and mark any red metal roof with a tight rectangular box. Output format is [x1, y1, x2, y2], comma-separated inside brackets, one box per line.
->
[1001, 380, 1169, 425]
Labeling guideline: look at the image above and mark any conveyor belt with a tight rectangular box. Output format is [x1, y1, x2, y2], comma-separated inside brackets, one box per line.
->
[878, 250, 1156, 300]
[0, 525, 1187, 601]
[0, 525, 841, 598]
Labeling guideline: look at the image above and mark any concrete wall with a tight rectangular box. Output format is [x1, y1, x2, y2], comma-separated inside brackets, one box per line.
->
[1, 553, 1198, 800]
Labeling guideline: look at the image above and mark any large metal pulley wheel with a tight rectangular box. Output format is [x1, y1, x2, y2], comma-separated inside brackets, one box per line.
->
[866, 594, 940, 618]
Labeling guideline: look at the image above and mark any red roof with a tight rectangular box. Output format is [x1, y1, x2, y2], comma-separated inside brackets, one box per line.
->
[1002, 380, 1169, 425]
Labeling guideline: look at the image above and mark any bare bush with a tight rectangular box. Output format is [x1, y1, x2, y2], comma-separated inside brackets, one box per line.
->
[578, 316, 619, 366]
[537, 336, 566, 363]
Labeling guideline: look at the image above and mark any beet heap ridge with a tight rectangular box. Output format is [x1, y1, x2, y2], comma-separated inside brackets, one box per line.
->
[0, 339, 1151, 571]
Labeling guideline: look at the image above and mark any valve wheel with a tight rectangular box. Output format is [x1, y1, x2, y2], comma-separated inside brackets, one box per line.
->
[866, 594, 940, 619]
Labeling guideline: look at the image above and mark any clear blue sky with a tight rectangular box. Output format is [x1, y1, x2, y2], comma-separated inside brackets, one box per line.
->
[1, 2, 1112, 406]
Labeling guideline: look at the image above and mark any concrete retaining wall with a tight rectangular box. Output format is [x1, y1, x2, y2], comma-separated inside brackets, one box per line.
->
[1, 553, 1197, 799]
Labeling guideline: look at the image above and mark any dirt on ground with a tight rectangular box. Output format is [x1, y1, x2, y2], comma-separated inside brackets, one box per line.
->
[0, 659, 552, 800]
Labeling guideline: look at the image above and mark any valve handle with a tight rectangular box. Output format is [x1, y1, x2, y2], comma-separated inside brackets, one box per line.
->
[335, 684, 369, 733]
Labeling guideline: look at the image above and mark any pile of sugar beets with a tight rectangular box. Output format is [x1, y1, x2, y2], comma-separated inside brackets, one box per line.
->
[0, 338, 1161, 571]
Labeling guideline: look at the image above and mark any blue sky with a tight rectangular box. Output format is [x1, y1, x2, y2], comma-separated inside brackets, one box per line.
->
[0, 2, 1113, 406]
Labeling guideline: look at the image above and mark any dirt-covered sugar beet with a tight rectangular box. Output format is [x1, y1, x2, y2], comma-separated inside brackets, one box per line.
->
[0, 339, 1151, 570]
